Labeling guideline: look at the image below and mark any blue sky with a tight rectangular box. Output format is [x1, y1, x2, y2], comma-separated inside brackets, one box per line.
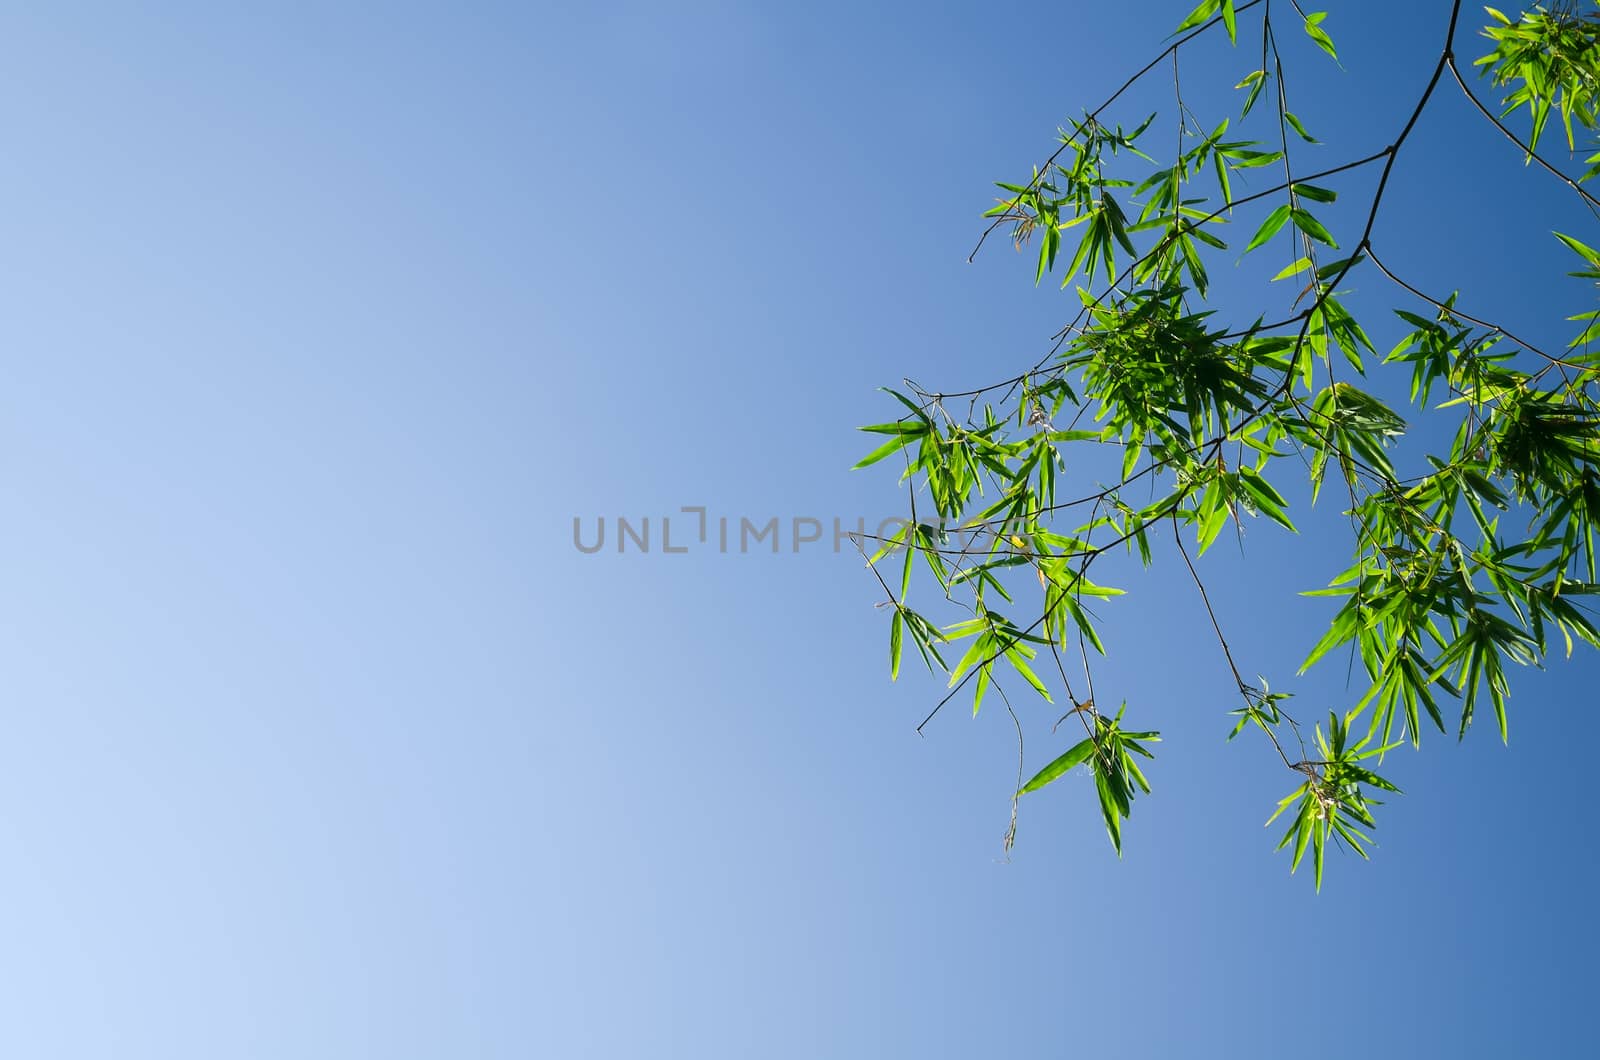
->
[0, 2, 1594, 1056]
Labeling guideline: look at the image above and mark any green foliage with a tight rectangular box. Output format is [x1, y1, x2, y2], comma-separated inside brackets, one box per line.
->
[1017, 705, 1160, 856]
[855, 2, 1600, 887]
[1264, 713, 1401, 890]
[1478, 3, 1600, 158]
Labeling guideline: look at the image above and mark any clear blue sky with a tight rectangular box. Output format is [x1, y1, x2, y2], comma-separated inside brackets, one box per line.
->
[0, 2, 1593, 1056]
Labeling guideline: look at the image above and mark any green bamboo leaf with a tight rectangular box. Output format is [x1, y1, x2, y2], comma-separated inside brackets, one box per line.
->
[1290, 208, 1339, 247]
[1300, 605, 1361, 672]
[1272, 255, 1313, 281]
[948, 631, 991, 688]
[1238, 465, 1288, 508]
[1304, 12, 1338, 61]
[1235, 70, 1266, 116]
[1284, 112, 1319, 143]
[1096, 768, 1124, 855]
[1226, 149, 1284, 169]
[1018, 736, 1096, 794]
[1174, 0, 1223, 34]
[859, 420, 929, 436]
[878, 388, 927, 421]
[1290, 801, 1314, 870]
[1292, 182, 1337, 203]
[852, 434, 914, 469]
[1005, 648, 1054, 702]
[1057, 593, 1106, 654]
[1344, 765, 1402, 793]
[1238, 467, 1298, 532]
[1554, 231, 1600, 266]
[1244, 204, 1292, 252]
[1035, 223, 1058, 283]
[1266, 783, 1307, 827]
[1313, 821, 1326, 891]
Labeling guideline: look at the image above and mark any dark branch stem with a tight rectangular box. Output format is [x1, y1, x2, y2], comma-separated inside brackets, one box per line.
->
[1447, 55, 1600, 216]
[1173, 515, 1296, 771]
[1365, 243, 1588, 371]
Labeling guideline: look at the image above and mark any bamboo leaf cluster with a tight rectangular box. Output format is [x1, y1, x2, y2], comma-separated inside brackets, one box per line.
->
[855, 2, 1600, 887]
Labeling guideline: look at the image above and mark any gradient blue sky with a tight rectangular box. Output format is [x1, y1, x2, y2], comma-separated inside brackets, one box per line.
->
[1, 2, 1594, 1056]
